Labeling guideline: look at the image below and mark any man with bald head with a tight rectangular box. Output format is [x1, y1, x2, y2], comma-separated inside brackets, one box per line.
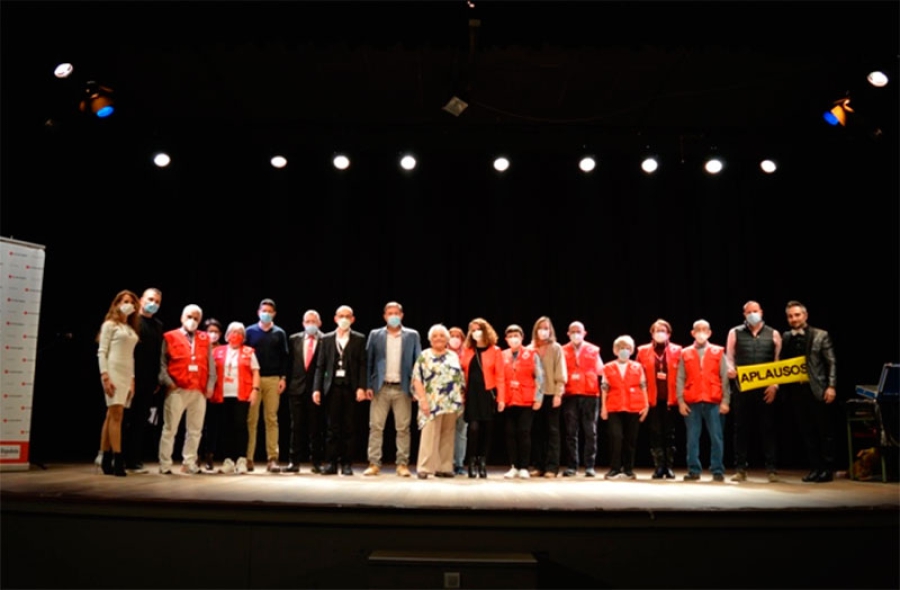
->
[561, 321, 604, 477]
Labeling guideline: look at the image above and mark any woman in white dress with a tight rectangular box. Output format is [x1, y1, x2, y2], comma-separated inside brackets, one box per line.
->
[96, 290, 141, 476]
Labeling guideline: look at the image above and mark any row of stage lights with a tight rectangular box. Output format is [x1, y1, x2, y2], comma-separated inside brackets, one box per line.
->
[150, 151, 776, 175]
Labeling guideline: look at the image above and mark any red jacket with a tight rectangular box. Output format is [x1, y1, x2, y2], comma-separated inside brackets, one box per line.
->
[163, 329, 211, 392]
[212, 344, 256, 403]
[501, 347, 538, 407]
[563, 342, 602, 396]
[602, 360, 646, 413]
[636, 342, 682, 407]
[680, 344, 726, 404]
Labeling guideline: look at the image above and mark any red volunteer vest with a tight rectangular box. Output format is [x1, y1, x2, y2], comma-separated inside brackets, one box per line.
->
[212, 344, 256, 403]
[680, 344, 725, 404]
[563, 342, 601, 396]
[501, 347, 537, 407]
[163, 329, 211, 392]
[602, 360, 645, 412]
[636, 342, 683, 407]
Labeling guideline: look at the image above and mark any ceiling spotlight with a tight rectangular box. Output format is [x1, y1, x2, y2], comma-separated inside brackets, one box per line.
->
[867, 71, 889, 88]
[823, 97, 853, 126]
[759, 159, 777, 174]
[153, 152, 171, 168]
[53, 63, 74, 79]
[578, 157, 596, 173]
[400, 155, 417, 171]
[270, 155, 287, 169]
[493, 157, 510, 172]
[641, 157, 659, 174]
[442, 96, 469, 117]
[704, 158, 723, 174]
[79, 81, 115, 118]
[333, 154, 350, 170]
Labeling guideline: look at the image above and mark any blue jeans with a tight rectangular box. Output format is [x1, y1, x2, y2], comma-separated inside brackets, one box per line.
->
[684, 402, 724, 475]
[453, 412, 467, 469]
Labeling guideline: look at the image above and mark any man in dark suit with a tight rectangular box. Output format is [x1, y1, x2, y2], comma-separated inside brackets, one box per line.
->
[363, 301, 422, 478]
[781, 300, 837, 483]
[312, 305, 368, 476]
[284, 309, 326, 474]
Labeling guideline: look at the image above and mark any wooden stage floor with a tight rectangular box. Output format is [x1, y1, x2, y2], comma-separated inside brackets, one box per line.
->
[2, 463, 899, 589]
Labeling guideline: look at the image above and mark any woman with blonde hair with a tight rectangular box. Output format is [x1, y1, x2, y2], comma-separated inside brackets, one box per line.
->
[96, 289, 141, 476]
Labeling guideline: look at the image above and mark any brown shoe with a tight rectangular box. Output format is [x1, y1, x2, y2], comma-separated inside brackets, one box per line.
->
[363, 464, 380, 476]
[543, 472, 558, 479]
[246, 460, 255, 472]
[266, 460, 281, 473]
[396, 464, 411, 478]
[529, 468, 543, 477]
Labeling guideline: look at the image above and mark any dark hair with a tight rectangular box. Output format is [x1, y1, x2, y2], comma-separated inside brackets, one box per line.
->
[259, 298, 276, 310]
[204, 318, 223, 332]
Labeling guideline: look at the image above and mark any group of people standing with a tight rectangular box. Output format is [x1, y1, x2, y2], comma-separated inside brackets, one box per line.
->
[96, 294, 837, 484]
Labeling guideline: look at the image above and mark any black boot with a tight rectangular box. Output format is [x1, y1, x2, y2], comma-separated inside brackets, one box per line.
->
[101, 451, 113, 475]
[478, 456, 487, 479]
[664, 447, 676, 479]
[651, 448, 666, 479]
[112, 453, 126, 477]
[468, 456, 477, 479]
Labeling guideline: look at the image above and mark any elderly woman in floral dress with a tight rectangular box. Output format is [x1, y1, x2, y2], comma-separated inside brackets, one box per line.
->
[412, 324, 465, 479]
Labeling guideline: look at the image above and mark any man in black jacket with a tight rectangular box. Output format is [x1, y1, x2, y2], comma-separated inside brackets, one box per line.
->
[781, 300, 838, 483]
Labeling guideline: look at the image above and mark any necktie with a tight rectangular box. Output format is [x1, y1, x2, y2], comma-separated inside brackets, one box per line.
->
[305, 337, 315, 370]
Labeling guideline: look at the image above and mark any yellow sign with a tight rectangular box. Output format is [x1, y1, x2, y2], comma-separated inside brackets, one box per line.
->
[736, 356, 809, 391]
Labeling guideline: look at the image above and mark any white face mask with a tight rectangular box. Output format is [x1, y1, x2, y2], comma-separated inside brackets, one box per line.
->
[569, 333, 584, 345]
[208, 332, 220, 344]
[471, 330, 483, 342]
[617, 348, 632, 361]
[507, 337, 522, 348]
[694, 332, 709, 345]
[746, 312, 762, 326]
[449, 337, 462, 350]
[652, 331, 668, 344]
[537, 328, 550, 341]
[183, 318, 199, 332]
[119, 303, 135, 316]
[337, 317, 351, 330]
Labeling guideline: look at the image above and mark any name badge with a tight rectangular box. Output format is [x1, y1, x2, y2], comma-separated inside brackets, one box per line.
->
[657, 372, 667, 380]
[225, 376, 236, 384]
[336, 369, 346, 378]
[572, 374, 582, 381]
[188, 364, 199, 373]
[510, 380, 520, 388]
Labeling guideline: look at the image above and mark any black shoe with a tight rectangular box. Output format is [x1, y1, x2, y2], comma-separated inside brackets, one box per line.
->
[477, 457, 487, 479]
[652, 466, 667, 479]
[322, 463, 338, 475]
[563, 468, 577, 477]
[816, 470, 834, 483]
[112, 453, 127, 477]
[283, 463, 300, 473]
[683, 472, 701, 481]
[101, 451, 114, 476]
[712, 473, 725, 482]
[604, 469, 622, 480]
[584, 468, 596, 477]
[664, 467, 675, 479]
[802, 470, 821, 483]
[341, 464, 353, 476]
[311, 464, 323, 474]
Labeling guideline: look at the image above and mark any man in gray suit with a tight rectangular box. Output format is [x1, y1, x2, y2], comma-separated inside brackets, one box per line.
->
[781, 301, 837, 483]
[363, 302, 422, 477]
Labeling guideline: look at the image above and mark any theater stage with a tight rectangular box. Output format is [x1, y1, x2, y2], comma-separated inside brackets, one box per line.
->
[2, 463, 898, 589]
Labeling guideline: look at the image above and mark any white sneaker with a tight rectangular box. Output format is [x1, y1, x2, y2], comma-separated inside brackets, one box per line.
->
[503, 467, 518, 479]
[221, 458, 235, 474]
[201, 463, 218, 474]
[180, 463, 200, 475]
[94, 450, 103, 466]
[235, 457, 248, 474]
[518, 468, 530, 479]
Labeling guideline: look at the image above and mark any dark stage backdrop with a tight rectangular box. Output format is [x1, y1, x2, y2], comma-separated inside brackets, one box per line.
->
[2, 117, 898, 468]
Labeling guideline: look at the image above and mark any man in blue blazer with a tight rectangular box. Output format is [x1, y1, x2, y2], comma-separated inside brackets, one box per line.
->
[363, 301, 422, 477]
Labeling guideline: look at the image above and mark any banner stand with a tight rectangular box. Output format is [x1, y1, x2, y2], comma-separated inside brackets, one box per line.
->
[1, 236, 46, 472]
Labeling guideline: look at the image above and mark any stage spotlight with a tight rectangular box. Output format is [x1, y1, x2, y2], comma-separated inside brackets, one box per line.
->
[442, 96, 469, 117]
[493, 157, 510, 172]
[704, 158, 723, 174]
[270, 155, 287, 169]
[759, 159, 777, 174]
[53, 63, 74, 79]
[400, 154, 417, 170]
[79, 81, 115, 118]
[641, 157, 659, 174]
[823, 98, 853, 126]
[867, 71, 889, 88]
[333, 154, 350, 170]
[578, 157, 596, 173]
[153, 152, 171, 168]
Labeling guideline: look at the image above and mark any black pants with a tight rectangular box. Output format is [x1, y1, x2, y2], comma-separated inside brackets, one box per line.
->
[200, 400, 225, 459]
[504, 406, 535, 469]
[531, 400, 561, 473]
[563, 396, 599, 469]
[647, 401, 677, 454]
[786, 383, 835, 472]
[288, 393, 326, 466]
[325, 383, 355, 466]
[122, 380, 158, 466]
[732, 385, 777, 472]
[223, 398, 250, 460]
[607, 412, 640, 472]
[466, 419, 494, 461]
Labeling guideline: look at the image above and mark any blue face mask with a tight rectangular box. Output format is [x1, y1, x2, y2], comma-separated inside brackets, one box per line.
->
[387, 316, 401, 328]
[304, 324, 318, 336]
[259, 312, 273, 324]
[746, 312, 762, 326]
[617, 349, 632, 361]
[143, 301, 159, 315]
